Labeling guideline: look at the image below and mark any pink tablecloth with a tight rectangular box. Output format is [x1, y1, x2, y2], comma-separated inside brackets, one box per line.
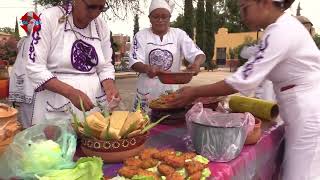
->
[99, 120, 285, 179]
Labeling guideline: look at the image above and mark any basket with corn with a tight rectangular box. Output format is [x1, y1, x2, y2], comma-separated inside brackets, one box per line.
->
[70, 99, 169, 162]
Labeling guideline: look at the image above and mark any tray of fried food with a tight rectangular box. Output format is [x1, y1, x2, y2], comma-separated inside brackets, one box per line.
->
[113, 148, 212, 180]
[148, 91, 179, 110]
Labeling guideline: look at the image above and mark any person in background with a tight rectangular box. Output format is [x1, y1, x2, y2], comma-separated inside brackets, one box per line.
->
[129, 0, 205, 112]
[9, 12, 36, 128]
[171, 0, 320, 179]
[26, 0, 119, 124]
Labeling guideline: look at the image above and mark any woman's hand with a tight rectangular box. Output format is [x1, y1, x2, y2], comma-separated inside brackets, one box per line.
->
[42, 78, 94, 111]
[67, 88, 95, 111]
[187, 63, 201, 75]
[146, 65, 162, 78]
[105, 84, 120, 102]
[168, 86, 197, 108]
[101, 79, 120, 102]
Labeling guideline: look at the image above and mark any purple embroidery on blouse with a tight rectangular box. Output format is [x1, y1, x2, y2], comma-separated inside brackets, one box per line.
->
[29, 28, 41, 62]
[71, 39, 98, 72]
[242, 34, 270, 79]
[149, 48, 173, 71]
[132, 36, 138, 60]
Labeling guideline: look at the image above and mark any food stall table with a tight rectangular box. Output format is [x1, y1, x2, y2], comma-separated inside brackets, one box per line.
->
[80, 120, 285, 180]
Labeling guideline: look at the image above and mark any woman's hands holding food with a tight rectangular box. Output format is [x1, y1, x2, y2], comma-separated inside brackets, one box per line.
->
[168, 86, 198, 108]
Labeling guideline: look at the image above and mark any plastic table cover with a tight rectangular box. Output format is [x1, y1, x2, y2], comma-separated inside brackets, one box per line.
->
[76, 120, 285, 180]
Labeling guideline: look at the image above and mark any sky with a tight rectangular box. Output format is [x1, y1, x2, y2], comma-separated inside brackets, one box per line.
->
[0, 0, 319, 39]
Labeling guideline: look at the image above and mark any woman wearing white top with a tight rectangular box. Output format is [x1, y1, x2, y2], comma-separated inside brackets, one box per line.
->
[26, 0, 119, 124]
[129, 0, 205, 112]
[171, 0, 320, 179]
[9, 12, 36, 128]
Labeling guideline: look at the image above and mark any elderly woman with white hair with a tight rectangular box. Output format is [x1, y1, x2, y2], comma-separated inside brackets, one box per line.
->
[129, 0, 206, 112]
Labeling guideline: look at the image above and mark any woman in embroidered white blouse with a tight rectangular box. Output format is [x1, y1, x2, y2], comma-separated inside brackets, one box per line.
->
[26, 0, 119, 125]
[171, 0, 320, 179]
[129, 0, 205, 112]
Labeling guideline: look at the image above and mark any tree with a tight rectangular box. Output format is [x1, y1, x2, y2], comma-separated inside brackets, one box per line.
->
[314, 34, 320, 49]
[14, 17, 20, 38]
[37, 0, 141, 20]
[223, 0, 248, 33]
[204, 0, 215, 69]
[171, 14, 184, 29]
[196, 0, 205, 51]
[133, 14, 139, 36]
[183, 0, 194, 39]
[0, 27, 14, 34]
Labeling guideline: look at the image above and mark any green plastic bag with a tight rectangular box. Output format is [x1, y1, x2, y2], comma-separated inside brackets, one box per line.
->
[0, 119, 77, 179]
[36, 157, 103, 180]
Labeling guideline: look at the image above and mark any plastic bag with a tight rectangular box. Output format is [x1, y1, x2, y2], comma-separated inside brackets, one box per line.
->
[0, 119, 77, 179]
[184, 103, 255, 162]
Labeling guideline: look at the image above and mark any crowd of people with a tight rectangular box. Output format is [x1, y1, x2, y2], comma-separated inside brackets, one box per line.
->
[7, 0, 320, 179]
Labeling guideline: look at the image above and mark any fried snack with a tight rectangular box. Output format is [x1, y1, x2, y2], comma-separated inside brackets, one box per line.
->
[164, 154, 185, 168]
[118, 166, 139, 178]
[189, 171, 202, 180]
[149, 92, 177, 109]
[157, 164, 175, 176]
[137, 169, 160, 180]
[166, 172, 184, 180]
[181, 152, 197, 160]
[141, 158, 159, 169]
[152, 148, 175, 161]
[124, 157, 143, 167]
[185, 161, 207, 175]
[140, 148, 160, 160]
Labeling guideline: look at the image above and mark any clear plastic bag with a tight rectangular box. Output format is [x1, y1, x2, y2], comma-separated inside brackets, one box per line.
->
[185, 103, 255, 162]
[0, 119, 77, 179]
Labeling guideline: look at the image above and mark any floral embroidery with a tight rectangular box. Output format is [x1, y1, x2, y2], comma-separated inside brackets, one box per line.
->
[242, 34, 270, 79]
[71, 39, 99, 72]
[148, 48, 173, 71]
[29, 29, 41, 62]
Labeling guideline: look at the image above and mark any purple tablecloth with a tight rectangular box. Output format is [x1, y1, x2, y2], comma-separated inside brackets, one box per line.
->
[78, 120, 285, 179]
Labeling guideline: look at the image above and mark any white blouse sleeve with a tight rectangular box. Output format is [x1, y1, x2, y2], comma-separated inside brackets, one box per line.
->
[179, 29, 204, 63]
[26, 11, 55, 91]
[97, 19, 115, 81]
[225, 28, 291, 96]
[129, 32, 145, 68]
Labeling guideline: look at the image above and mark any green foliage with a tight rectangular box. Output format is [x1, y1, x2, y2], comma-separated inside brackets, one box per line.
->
[232, 36, 257, 66]
[171, 14, 185, 29]
[196, 0, 205, 51]
[133, 14, 139, 36]
[112, 41, 120, 52]
[183, 0, 194, 39]
[14, 17, 20, 38]
[37, 0, 65, 6]
[0, 27, 14, 34]
[314, 34, 320, 49]
[223, 0, 249, 33]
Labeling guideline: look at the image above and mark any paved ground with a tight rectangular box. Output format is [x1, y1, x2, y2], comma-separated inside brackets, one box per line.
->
[115, 69, 232, 110]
